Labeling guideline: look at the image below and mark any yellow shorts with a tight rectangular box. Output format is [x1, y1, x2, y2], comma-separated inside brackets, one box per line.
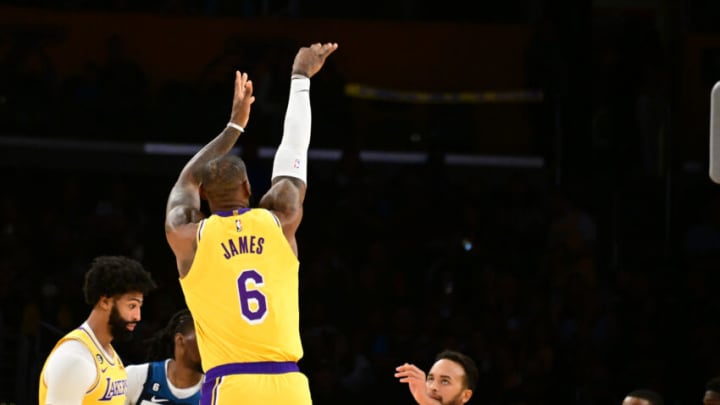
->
[201, 362, 311, 405]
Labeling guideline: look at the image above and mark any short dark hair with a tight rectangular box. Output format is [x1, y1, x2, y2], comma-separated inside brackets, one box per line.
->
[83, 256, 156, 305]
[707, 376, 720, 393]
[435, 350, 479, 392]
[201, 154, 248, 203]
[627, 389, 664, 405]
[145, 308, 194, 361]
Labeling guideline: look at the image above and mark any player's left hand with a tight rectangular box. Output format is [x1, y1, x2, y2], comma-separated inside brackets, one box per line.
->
[229, 71, 254, 130]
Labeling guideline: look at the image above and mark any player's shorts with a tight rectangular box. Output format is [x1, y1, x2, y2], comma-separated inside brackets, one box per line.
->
[201, 362, 311, 405]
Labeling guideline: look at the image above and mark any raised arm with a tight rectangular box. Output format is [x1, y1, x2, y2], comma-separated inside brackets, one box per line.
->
[165, 71, 254, 275]
[258, 42, 338, 257]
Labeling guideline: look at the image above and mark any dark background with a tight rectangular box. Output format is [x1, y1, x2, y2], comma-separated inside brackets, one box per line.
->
[2, 0, 720, 404]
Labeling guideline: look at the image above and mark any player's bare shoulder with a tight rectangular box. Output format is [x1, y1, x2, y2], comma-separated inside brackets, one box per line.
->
[259, 177, 303, 225]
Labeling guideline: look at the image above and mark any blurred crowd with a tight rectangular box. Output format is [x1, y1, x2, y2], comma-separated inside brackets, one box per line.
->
[3, 1, 720, 405]
[0, 0, 542, 21]
[3, 151, 720, 404]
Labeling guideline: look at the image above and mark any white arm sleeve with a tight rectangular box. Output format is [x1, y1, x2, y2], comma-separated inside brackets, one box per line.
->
[124, 363, 149, 405]
[42, 340, 97, 405]
[272, 76, 311, 184]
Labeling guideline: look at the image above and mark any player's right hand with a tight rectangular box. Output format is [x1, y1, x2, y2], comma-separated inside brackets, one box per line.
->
[291, 42, 339, 79]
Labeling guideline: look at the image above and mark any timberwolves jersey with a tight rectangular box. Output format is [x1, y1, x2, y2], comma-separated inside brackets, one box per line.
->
[180, 207, 302, 371]
[39, 326, 127, 404]
[134, 360, 201, 404]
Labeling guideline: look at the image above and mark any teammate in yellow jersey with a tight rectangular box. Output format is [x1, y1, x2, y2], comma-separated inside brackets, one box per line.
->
[39, 255, 156, 405]
[164, 42, 338, 404]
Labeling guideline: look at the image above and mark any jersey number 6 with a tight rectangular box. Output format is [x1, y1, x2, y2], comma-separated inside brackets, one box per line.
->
[237, 269, 268, 324]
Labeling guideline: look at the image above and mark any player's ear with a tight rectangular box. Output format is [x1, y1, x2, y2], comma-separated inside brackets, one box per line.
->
[243, 178, 251, 197]
[461, 389, 473, 404]
[175, 332, 184, 348]
[98, 295, 112, 310]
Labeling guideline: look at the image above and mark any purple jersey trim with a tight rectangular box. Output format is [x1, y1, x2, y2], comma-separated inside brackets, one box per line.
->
[214, 207, 251, 217]
[201, 362, 300, 403]
[206, 361, 299, 380]
[201, 376, 223, 405]
[269, 211, 281, 227]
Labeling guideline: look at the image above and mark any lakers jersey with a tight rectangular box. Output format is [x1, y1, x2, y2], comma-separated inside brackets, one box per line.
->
[39, 326, 127, 404]
[181, 207, 302, 372]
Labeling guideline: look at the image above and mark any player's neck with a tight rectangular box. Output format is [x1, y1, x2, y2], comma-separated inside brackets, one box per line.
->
[85, 311, 113, 352]
[209, 197, 250, 213]
[168, 359, 202, 388]
[213, 205, 249, 214]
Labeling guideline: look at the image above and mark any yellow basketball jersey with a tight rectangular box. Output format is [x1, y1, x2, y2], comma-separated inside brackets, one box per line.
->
[39, 326, 127, 404]
[181, 207, 302, 372]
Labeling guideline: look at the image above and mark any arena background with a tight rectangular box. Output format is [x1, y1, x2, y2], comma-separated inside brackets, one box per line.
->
[2, 0, 720, 403]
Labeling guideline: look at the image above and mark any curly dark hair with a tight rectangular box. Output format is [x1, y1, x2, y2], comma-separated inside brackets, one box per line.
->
[435, 349, 479, 392]
[83, 255, 156, 306]
[144, 308, 194, 362]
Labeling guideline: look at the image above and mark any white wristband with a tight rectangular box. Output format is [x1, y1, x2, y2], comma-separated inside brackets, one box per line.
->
[226, 122, 245, 133]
